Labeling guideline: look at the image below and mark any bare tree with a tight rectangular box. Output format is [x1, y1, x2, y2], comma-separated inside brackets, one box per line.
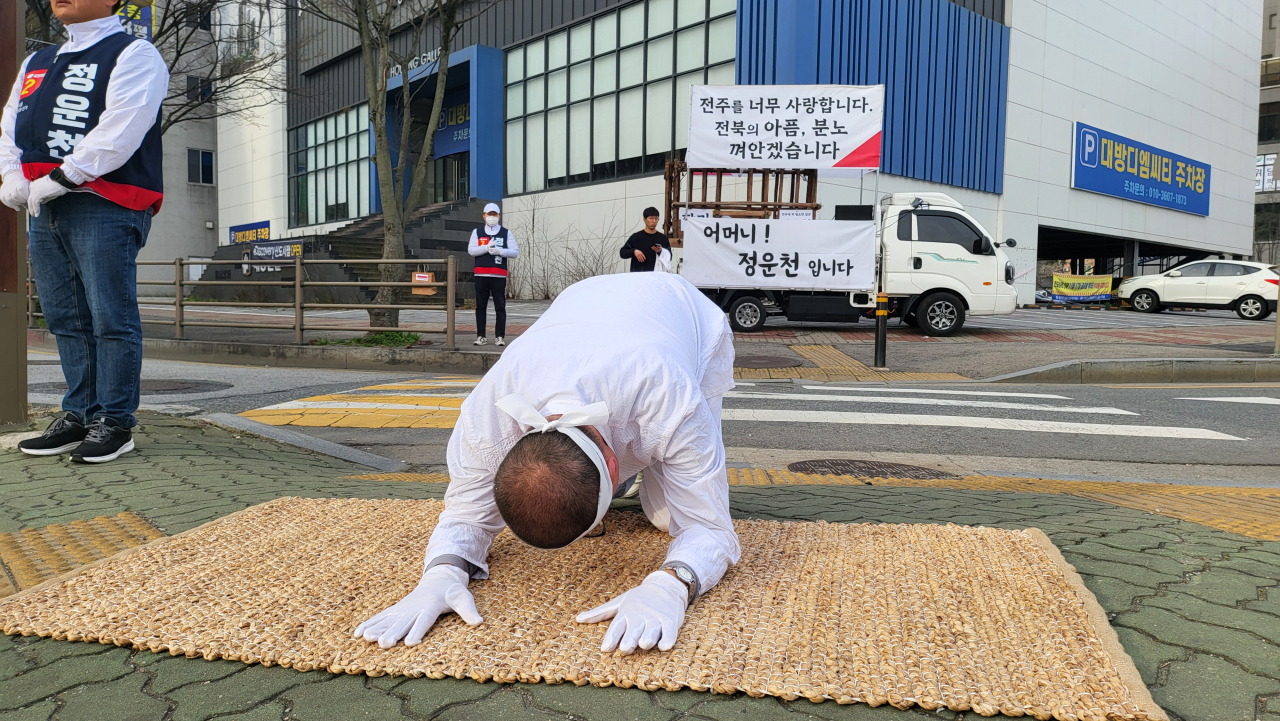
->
[23, 0, 288, 134]
[290, 0, 495, 327]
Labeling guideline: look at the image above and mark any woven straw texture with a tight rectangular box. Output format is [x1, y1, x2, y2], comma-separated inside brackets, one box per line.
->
[0, 498, 1160, 720]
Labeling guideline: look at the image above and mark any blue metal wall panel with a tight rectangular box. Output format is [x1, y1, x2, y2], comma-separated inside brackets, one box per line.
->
[736, 0, 1009, 195]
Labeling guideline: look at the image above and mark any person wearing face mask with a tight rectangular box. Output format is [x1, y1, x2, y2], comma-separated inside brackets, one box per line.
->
[467, 203, 519, 346]
[0, 0, 167, 463]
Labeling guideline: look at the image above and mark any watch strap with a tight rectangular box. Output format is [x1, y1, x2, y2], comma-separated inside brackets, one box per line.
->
[660, 561, 700, 605]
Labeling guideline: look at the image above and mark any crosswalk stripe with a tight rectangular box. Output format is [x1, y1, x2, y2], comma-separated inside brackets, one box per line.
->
[1177, 397, 1280, 405]
[719, 409, 1244, 440]
[725, 391, 1137, 416]
[804, 386, 1070, 399]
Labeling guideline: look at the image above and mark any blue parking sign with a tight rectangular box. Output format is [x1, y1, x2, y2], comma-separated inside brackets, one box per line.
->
[1071, 122, 1210, 216]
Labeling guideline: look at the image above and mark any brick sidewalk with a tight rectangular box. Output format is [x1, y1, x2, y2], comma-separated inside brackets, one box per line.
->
[2, 415, 1278, 720]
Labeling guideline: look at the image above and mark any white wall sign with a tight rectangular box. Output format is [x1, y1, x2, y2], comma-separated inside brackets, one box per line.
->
[685, 85, 885, 170]
[681, 218, 875, 291]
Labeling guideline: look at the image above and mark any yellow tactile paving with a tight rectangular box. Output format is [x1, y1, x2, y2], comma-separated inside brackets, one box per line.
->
[0, 512, 165, 596]
[241, 408, 460, 428]
[344, 473, 452, 482]
[792, 344, 869, 370]
[735, 345, 969, 381]
[239, 376, 481, 429]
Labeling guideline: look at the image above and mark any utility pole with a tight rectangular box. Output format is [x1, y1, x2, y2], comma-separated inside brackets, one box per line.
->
[0, 0, 28, 427]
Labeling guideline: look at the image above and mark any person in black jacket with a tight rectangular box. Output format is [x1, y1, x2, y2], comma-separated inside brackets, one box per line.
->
[619, 207, 671, 272]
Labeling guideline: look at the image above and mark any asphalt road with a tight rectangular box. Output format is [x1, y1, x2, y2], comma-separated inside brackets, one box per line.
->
[27, 352, 1280, 479]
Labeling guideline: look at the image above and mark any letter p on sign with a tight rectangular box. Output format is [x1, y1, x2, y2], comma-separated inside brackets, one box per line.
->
[1080, 127, 1099, 168]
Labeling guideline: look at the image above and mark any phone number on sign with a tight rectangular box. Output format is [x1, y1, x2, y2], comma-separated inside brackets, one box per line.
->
[1122, 180, 1187, 206]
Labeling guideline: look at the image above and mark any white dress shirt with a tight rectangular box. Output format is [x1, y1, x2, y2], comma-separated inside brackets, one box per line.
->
[467, 224, 520, 258]
[0, 15, 169, 185]
[424, 272, 740, 592]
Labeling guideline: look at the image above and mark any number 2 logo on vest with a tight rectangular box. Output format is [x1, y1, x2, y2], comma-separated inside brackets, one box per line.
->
[19, 70, 46, 99]
[45, 63, 98, 158]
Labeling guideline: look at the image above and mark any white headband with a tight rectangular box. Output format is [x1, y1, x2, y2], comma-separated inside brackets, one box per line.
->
[494, 393, 613, 543]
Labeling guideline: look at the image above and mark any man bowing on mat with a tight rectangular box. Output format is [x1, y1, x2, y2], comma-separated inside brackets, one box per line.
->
[355, 272, 739, 655]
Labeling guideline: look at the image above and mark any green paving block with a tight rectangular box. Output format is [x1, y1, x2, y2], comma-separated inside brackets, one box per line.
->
[202, 703, 285, 721]
[1059, 556, 1180, 589]
[1116, 607, 1280, 677]
[1176, 568, 1277, 606]
[0, 647, 133, 711]
[434, 688, 550, 720]
[693, 694, 806, 720]
[1112, 626, 1187, 686]
[1078, 575, 1156, 613]
[145, 655, 247, 695]
[1063, 543, 1189, 576]
[0, 633, 31, 681]
[0, 700, 55, 721]
[166, 665, 329, 721]
[1152, 654, 1280, 721]
[530, 682, 672, 720]
[55, 670, 170, 721]
[13, 638, 119, 667]
[1144, 592, 1280, 642]
[651, 688, 717, 712]
[788, 699, 956, 720]
[1215, 555, 1280, 579]
[282, 674, 405, 720]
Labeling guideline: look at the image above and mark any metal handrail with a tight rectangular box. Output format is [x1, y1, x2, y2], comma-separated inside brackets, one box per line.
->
[27, 255, 459, 348]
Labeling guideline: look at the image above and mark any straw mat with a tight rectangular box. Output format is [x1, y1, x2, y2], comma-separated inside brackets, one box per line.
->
[0, 498, 1163, 720]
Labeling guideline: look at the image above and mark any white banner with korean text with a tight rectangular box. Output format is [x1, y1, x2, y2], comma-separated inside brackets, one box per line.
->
[681, 218, 876, 291]
[685, 85, 884, 170]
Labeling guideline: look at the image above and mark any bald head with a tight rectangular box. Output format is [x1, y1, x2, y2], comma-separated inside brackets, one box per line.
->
[493, 431, 600, 548]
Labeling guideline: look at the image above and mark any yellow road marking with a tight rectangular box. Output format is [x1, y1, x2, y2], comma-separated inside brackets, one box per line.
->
[345, 473, 451, 482]
[0, 512, 165, 595]
[736, 345, 968, 382]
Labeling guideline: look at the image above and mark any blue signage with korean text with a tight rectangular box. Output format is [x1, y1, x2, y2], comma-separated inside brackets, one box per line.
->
[116, 3, 152, 42]
[1072, 123, 1210, 216]
[229, 220, 270, 245]
[433, 89, 470, 158]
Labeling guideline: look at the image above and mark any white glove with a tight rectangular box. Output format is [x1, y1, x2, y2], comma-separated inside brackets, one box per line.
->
[27, 176, 69, 218]
[488, 244, 503, 255]
[576, 571, 688, 654]
[353, 563, 482, 648]
[0, 174, 29, 211]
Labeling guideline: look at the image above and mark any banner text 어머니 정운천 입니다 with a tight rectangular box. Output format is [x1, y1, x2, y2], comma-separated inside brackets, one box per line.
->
[684, 85, 884, 170]
[681, 217, 876, 292]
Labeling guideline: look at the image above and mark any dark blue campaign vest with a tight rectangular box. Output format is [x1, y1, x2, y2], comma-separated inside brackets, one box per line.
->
[15, 31, 163, 213]
[473, 226, 510, 277]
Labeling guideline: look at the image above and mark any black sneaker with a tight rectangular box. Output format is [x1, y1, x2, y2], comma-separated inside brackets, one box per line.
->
[70, 418, 135, 463]
[18, 413, 88, 456]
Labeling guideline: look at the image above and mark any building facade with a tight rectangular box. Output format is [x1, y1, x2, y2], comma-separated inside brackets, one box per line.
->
[260, 0, 1260, 300]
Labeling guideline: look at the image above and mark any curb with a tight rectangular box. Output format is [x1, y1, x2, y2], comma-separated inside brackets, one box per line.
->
[985, 358, 1280, 384]
[197, 412, 406, 472]
[27, 328, 502, 374]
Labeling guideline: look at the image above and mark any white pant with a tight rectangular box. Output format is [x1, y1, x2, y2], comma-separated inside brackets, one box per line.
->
[638, 394, 723, 533]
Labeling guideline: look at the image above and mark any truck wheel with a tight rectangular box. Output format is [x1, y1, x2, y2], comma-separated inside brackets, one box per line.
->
[915, 292, 965, 336]
[728, 296, 768, 333]
[1130, 290, 1160, 313]
[1236, 295, 1271, 320]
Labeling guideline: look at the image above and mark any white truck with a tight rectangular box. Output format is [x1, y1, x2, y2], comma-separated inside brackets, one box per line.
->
[678, 192, 1018, 336]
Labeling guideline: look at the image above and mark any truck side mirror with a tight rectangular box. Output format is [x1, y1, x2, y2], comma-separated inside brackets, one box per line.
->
[977, 238, 992, 255]
[1004, 238, 1016, 248]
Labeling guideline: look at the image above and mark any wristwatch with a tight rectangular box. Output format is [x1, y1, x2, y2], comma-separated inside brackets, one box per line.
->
[659, 562, 700, 605]
[48, 167, 78, 190]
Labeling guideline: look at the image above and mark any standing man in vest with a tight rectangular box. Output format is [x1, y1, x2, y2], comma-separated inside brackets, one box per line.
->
[468, 203, 518, 346]
[0, 0, 168, 463]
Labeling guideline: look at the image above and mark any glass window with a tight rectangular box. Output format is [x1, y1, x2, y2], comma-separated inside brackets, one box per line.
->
[526, 76, 545, 113]
[916, 214, 983, 253]
[506, 120, 524, 195]
[595, 12, 616, 54]
[547, 107, 567, 184]
[287, 103, 373, 228]
[677, 0, 705, 27]
[358, 104, 369, 129]
[594, 54, 617, 94]
[570, 23, 592, 64]
[645, 80, 672, 153]
[569, 102, 591, 177]
[620, 3, 644, 46]
[1211, 263, 1259, 276]
[675, 25, 704, 73]
[707, 61, 734, 85]
[526, 113, 545, 191]
[710, 0, 734, 14]
[358, 161, 369, 216]
[647, 35, 673, 80]
[336, 111, 346, 137]
[187, 149, 215, 184]
[593, 95, 616, 163]
[547, 69, 567, 107]
[506, 83, 523, 119]
[618, 87, 644, 162]
[708, 15, 735, 64]
[648, 0, 673, 37]
[620, 45, 644, 87]
[675, 70, 701, 148]
[548, 32, 568, 70]
[570, 63, 591, 102]
[507, 47, 524, 82]
[526, 39, 545, 76]
[1173, 263, 1211, 277]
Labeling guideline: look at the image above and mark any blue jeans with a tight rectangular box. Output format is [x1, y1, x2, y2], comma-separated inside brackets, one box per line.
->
[28, 192, 151, 429]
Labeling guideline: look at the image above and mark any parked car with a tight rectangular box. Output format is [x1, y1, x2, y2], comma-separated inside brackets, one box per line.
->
[1114, 260, 1279, 320]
